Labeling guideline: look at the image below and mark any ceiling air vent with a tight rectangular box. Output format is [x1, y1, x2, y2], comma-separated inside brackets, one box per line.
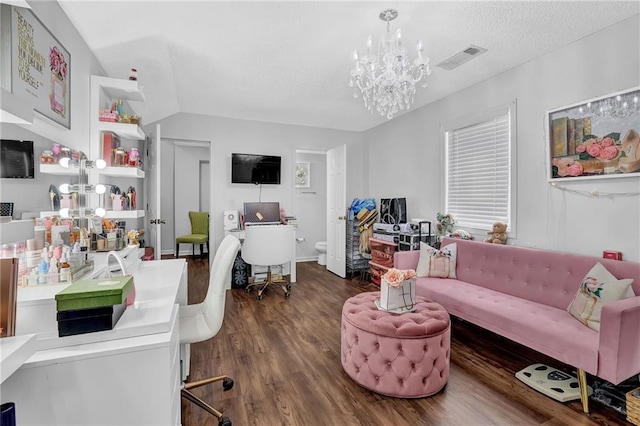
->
[436, 44, 488, 71]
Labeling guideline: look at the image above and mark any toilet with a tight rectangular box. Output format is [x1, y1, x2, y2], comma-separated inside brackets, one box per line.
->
[315, 241, 327, 265]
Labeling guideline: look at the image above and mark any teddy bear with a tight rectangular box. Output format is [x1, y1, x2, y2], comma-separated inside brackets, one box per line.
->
[484, 222, 507, 244]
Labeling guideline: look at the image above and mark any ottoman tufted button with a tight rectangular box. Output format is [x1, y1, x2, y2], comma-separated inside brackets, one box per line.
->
[387, 361, 391, 366]
[375, 376, 379, 381]
[411, 363, 415, 369]
[375, 343, 379, 348]
[398, 345, 402, 351]
[399, 379, 403, 384]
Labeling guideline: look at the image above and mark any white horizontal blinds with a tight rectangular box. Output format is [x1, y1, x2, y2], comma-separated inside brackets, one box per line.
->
[446, 112, 510, 230]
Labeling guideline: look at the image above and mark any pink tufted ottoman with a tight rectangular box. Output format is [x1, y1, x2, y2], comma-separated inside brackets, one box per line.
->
[341, 292, 450, 398]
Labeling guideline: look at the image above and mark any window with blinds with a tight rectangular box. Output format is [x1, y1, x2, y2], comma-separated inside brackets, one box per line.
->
[445, 109, 512, 231]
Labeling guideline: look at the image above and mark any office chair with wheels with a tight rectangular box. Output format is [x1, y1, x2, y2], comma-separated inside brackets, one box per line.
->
[241, 225, 295, 300]
[180, 235, 241, 426]
[176, 211, 209, 259]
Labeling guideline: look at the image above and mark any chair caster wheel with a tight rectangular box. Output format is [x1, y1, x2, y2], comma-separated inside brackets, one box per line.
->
[219, 416, 232, 426]
[257, 294, 263, 300]
[285, 292, 291, 298]
[286, 284, 292, 290]
[244, 287, 251, 293]
[222, 377, 234, 391]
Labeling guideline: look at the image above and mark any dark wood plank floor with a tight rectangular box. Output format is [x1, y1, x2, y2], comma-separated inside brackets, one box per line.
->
[178, 257, 629, 426]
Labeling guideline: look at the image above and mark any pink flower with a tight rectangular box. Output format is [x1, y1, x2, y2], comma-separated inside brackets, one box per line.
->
[601, 137, 614, 147]
[552, 158, 560, 167]
[576, 144, 586, 153]
[383, 268, 403, 286]
[59, 61, 67, 79]
[567, 162, 583, 177]
[586, 143, 603, 158]
[599, 146, 619, 160]
[382, 268, 416, 287]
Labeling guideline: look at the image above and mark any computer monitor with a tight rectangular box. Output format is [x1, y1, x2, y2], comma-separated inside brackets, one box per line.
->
[243, 202, 281, 225]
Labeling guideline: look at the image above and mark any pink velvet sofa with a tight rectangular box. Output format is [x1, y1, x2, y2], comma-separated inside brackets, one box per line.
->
[394, 237, 640, 413]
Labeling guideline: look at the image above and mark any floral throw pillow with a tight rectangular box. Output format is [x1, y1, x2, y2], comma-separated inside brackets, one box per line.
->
[567, 262, 635, 331]
[416, 242, 457, 279]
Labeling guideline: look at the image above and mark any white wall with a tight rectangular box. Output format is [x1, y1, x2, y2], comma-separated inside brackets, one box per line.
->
[0, 2, 105, 217]
[155, 113, 365, 250]
[294, 151, 327, 261]
[365, 15, 640, 261]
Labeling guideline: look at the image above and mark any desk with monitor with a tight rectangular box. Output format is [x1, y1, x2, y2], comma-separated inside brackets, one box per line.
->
[225, 202, 297, 283]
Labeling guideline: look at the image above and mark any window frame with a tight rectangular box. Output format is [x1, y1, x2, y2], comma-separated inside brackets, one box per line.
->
[441, 100, 517, 236]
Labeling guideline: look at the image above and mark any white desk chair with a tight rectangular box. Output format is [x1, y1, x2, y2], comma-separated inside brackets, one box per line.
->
[179, 234, 240, 426]
[242, 225, 294, 300]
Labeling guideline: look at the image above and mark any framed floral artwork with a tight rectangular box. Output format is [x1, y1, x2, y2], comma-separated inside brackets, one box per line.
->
[6, 6, 71, 129]
[547, 86, 640, 181]
[296, 162, 310, 188]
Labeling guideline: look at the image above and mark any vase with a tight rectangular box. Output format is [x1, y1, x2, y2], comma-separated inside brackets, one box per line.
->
[50, 72, 66, 116]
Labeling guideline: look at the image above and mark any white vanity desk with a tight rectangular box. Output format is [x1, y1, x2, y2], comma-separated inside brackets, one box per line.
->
[1, 257, 188, 426]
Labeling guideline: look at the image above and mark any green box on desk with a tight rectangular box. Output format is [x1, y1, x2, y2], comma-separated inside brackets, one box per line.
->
[55, 276, 133, 311]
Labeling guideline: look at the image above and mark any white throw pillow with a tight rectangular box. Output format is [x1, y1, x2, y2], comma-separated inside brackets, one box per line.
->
[416, 242, 457, 279]
[567, 262, 635, 331]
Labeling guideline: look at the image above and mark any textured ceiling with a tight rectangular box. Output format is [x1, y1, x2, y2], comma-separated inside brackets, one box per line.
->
[58, 1, 639, 132]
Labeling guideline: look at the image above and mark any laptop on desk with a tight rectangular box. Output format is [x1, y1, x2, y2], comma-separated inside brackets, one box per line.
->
[243, 202, 281, 226]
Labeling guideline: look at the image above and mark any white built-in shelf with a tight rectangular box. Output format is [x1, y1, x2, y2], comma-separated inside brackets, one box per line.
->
[104, 210, 145, 219]
[1, 334, 37, 384]
[97, 121, 145, 140]
[99, 166, 145, 178]
[39, 164, 79, 176]
[94, 76, 145, 103]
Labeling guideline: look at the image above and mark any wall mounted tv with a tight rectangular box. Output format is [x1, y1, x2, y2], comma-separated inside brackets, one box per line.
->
[1, 139, 34, 179]
[231, 153, 281, 185]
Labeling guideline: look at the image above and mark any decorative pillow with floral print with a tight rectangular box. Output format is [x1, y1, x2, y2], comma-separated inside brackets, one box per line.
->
[416, 242, 457, 279]
[567, 262, 634, 331]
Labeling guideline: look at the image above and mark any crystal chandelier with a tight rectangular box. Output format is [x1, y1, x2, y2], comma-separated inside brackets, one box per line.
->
[578, 90, 640, 119]
[349, 9, 431, 119]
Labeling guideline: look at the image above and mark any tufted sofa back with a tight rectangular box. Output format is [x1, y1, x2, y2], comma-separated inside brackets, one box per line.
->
[441, 237, 640, 311]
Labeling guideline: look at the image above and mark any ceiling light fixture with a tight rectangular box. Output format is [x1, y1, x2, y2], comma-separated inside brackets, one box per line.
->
[349, 9, 431, 119]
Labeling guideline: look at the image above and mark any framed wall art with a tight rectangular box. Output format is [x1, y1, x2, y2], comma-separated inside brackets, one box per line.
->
[547, 86, 640, 181]
[296, 162, 310, 188]
[7, 6, 71, 129]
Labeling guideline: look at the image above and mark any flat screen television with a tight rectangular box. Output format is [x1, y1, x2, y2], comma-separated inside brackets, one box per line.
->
[1, 139, 34, 179]
[231, 153, 281, 185]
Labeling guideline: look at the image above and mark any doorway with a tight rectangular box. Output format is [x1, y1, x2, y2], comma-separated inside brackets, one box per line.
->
[294, 149, 327, 262]
[162, 140, 211, 257]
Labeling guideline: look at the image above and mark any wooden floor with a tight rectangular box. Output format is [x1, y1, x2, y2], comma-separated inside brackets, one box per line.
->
[178, 257, 630, 426]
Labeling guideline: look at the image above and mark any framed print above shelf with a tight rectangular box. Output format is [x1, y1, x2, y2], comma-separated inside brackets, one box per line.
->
[7, 6, 71, 129]
[547, 86, 640, 182]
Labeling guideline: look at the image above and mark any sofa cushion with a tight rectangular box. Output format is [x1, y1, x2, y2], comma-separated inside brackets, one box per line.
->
[567, 262, 635, 332]
[416, 242, 457, 279]
[416, 278, 599, 373]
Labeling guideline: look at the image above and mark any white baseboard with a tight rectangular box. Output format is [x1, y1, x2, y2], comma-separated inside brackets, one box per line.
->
[296, 256, 318, 263]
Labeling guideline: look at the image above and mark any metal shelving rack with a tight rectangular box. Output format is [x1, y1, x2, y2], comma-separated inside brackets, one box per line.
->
[346, 220, 370, 279]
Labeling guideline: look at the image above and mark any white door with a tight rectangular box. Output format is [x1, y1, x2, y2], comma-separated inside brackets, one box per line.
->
[145, 124, 163, 259]
[327, 145, 346, 277]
